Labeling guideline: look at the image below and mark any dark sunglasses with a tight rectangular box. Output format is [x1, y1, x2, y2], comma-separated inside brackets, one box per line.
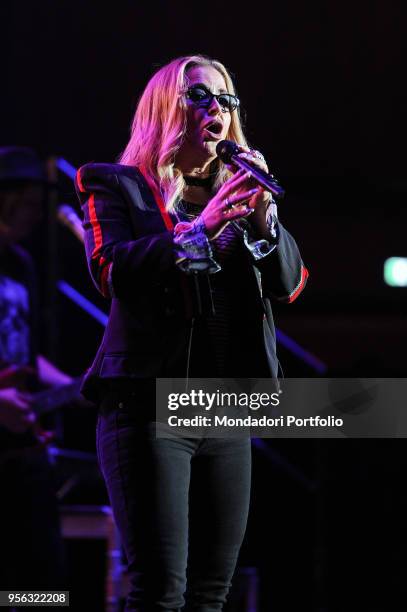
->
[185, 85, 240, 113]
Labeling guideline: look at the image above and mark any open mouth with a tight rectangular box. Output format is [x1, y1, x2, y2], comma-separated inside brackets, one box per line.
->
[203, 120, 223, 139]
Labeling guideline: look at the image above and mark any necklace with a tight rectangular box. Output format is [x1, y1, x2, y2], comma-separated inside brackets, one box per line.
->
[176, 199, 203, 218]
[184, 174, 213, 188]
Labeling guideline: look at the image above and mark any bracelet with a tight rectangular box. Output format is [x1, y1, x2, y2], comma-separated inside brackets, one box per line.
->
[174, 215, 207, 236]
[173, 215, 221, 274]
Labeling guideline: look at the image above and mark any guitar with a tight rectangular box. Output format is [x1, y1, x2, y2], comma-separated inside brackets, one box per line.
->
[0, 363, 83, 454]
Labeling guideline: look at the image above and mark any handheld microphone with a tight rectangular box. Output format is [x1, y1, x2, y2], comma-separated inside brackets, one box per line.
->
[216, 140, 285, 200]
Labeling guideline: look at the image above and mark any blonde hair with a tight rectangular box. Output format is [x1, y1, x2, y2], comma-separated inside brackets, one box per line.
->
[119, 54, 248, 213]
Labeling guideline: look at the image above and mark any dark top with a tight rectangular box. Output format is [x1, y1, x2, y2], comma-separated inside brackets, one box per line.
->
[178, 200, 271, 378]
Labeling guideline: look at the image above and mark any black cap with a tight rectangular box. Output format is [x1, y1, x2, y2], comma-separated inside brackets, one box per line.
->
[0, 146, 47, 184]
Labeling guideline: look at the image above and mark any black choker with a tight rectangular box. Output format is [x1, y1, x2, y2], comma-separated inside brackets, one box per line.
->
[184, 174, 213, 188]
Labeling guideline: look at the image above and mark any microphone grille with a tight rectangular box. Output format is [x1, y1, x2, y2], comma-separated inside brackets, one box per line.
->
[216, 140, 240, 163]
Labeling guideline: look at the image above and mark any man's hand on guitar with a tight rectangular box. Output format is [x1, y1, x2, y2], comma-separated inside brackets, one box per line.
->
[0, 388, 36, 434]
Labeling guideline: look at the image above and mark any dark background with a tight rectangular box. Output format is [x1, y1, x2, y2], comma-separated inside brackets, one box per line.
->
[3, 1, 407, 610]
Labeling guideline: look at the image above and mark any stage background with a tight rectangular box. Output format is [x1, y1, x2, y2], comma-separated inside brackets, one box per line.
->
[3, 1, 406, 610]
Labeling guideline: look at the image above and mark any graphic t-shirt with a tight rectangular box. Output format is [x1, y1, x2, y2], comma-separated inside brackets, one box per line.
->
[0, 245, 37, 368]
[0, 245, 38, 449]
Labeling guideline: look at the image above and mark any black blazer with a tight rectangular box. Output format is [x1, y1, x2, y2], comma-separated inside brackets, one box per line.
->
[75, 163, 308, 400]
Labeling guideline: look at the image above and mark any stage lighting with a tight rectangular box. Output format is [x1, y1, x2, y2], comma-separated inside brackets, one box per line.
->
[384, 257, 407, 287]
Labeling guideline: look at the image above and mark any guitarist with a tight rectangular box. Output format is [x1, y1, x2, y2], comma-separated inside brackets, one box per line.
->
[0, 147, 71, 594]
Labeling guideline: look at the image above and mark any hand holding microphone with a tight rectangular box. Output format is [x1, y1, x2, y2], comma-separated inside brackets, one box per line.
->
[216, 140, 285, 201]
[216, 140, 283, 240]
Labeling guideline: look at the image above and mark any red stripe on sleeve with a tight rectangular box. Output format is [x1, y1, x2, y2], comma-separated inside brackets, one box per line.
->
[88, 193, 110, 294]
[100, 262, 111, 298]
[76, 168, 85, 193]
[88, 193, 103, 261]
[287, 265, 309, 303]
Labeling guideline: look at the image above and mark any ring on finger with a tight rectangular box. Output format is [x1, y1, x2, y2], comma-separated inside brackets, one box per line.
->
[223, 198, 234, 215]
[250, 149, 264, 161]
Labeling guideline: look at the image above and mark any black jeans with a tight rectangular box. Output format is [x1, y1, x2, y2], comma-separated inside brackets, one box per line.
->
[96, 381, 251, 611]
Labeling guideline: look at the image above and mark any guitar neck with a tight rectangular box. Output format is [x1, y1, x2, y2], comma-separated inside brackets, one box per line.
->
[30, 378, 84, 416]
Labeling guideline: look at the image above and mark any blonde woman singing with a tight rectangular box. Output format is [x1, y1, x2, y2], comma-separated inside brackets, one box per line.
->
[75, 54, 308, 611]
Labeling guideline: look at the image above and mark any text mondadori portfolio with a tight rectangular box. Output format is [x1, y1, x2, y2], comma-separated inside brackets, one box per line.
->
[167, 415, 344, 428]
